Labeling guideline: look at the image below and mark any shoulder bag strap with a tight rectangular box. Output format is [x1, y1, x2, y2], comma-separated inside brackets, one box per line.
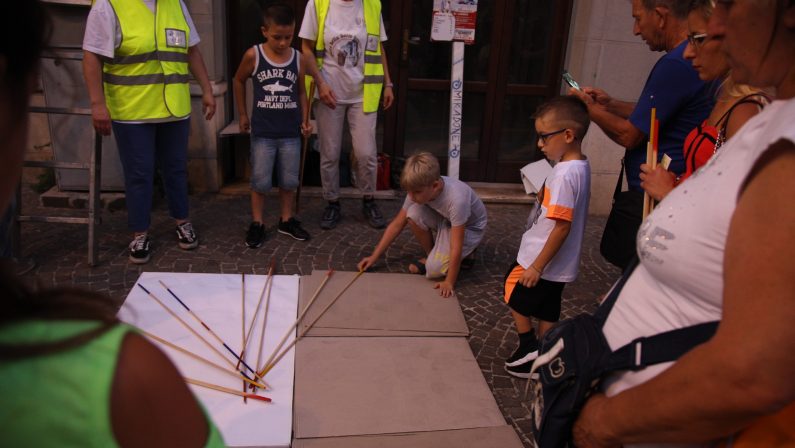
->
[612, 151, 628, 200]
[604, 320, 719, 372]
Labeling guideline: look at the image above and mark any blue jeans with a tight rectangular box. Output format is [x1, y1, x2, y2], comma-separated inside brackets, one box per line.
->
[113, 119, 190, 232]
[250, 136, 301, 193]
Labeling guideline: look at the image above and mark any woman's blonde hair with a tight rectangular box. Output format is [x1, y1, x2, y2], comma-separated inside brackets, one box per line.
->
[720, 75, 773, 101]
[400, 152, 441, 191]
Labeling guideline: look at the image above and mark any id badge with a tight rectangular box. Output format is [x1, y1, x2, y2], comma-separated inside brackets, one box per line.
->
[165, 28, 187, 48]
[431, 12, 455, 41]
[366, 34, 379, 52]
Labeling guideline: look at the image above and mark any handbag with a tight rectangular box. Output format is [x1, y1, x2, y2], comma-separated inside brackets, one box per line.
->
[527, 258, 719, 448]
[600, 153, 643, 269]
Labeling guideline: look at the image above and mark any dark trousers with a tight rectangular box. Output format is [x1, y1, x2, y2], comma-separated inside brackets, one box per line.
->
[113, 119, 191, 232]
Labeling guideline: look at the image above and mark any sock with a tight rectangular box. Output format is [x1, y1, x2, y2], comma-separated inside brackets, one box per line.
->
[518, 329, 536, 351]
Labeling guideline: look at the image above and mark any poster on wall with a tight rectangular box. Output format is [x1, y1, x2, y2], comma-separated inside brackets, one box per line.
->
[432, 0, 478, 44]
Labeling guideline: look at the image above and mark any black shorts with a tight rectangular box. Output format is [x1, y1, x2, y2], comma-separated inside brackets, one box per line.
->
[504, 262, 565, 322]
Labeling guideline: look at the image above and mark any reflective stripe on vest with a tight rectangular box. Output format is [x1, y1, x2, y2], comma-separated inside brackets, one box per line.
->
[104, 0, 191, 121]
[310, 0, 384, 113]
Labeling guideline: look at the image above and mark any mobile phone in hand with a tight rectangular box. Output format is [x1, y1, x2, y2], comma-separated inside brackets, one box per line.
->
[562, 71, 581, 91]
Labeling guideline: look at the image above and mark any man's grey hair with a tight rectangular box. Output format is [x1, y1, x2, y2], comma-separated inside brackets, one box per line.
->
[641, 0, 690, 19]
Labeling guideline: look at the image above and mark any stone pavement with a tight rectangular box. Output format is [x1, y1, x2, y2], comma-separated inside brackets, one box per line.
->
[17, 191, 620, 447]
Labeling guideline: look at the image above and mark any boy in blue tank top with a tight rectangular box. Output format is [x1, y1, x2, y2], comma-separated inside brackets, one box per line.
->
[233, 2, 312, 247]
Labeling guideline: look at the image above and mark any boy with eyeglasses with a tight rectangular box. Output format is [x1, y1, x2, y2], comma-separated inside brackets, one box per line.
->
[503, 96, 591, 378]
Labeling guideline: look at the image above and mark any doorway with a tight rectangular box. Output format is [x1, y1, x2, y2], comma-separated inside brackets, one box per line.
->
[385, 0, 574, 182]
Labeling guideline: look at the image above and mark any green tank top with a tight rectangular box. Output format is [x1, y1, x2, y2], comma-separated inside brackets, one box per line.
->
[0, 320, 225, 447]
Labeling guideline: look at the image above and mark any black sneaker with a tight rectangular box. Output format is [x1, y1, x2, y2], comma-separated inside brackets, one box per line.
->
[128, 234, 151, 264]
[362, 199, 386, 229]
[505, 359, 539, 380]
[505, 334, 540, 367]
[505, 345, 539, 367]
[320, 202, 341, 230]
[245, 222, 266, 248]
[175, 222, 199, 249]
[278, 217, 310, 241]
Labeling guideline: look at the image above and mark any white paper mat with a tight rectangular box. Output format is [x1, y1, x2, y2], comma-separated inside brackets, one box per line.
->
[120, 272, 299, 448]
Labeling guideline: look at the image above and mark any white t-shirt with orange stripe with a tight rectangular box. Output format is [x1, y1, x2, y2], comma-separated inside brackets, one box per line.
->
[516, 159, 590, 282]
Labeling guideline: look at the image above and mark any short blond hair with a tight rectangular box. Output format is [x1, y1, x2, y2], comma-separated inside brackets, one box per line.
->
[400, 152, 441, 191]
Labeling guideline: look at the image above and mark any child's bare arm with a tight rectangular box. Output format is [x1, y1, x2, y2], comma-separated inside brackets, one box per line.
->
[357, 208, 410, 272]
[232, 48, 255, 133]
[435, 225, 465, 298]
[521, 219, 572, 287]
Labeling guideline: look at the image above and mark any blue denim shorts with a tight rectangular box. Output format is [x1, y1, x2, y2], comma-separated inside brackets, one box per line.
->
[250, 136, 301, 193]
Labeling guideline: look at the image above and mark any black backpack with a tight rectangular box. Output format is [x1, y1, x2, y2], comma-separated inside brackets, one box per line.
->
[527, 258, 719, 448]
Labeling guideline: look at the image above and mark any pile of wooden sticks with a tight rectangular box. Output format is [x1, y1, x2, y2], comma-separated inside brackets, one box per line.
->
[135, 266, 364, 404]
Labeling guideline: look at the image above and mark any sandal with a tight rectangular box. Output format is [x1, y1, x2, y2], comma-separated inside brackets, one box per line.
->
[408, 259, 427, 275]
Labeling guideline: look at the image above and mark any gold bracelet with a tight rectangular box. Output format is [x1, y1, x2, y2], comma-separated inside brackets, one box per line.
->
[530, 265, 542, 274]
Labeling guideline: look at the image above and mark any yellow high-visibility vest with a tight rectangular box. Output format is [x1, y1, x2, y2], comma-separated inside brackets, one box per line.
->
[309, 0, 385, 113]
[103, 0, 191, 121]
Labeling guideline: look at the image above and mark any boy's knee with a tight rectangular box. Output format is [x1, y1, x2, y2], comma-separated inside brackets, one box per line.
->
[279, 174, 299, 191]
[251, 176, 272, 193]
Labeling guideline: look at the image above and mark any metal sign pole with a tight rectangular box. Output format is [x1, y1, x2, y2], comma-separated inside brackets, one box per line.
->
[447, 41, 464, 179]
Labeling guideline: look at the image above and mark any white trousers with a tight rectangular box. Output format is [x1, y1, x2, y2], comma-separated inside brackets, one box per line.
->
[314, 101, 378, 201]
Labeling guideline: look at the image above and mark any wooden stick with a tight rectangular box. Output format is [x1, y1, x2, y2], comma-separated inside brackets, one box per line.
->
[140, 329, 268, 390]
[137, 284, 260, 384]
[296, 80, 316, 214]
[155, 281, 259, 377]
[242, 259, 275, 362]
[254, 265, 277, 380]
[240, 273, 247, 403]
[259, 269, 334, 374]
[259, 270, 363, 377]
[642, 141, 653, 219]
[240, 273, 246, 366]
[185, 377, 271, 403]
[650, 108, 658, 211]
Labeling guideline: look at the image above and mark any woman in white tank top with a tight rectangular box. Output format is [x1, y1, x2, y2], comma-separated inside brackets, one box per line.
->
[572, 1, 795, 446]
